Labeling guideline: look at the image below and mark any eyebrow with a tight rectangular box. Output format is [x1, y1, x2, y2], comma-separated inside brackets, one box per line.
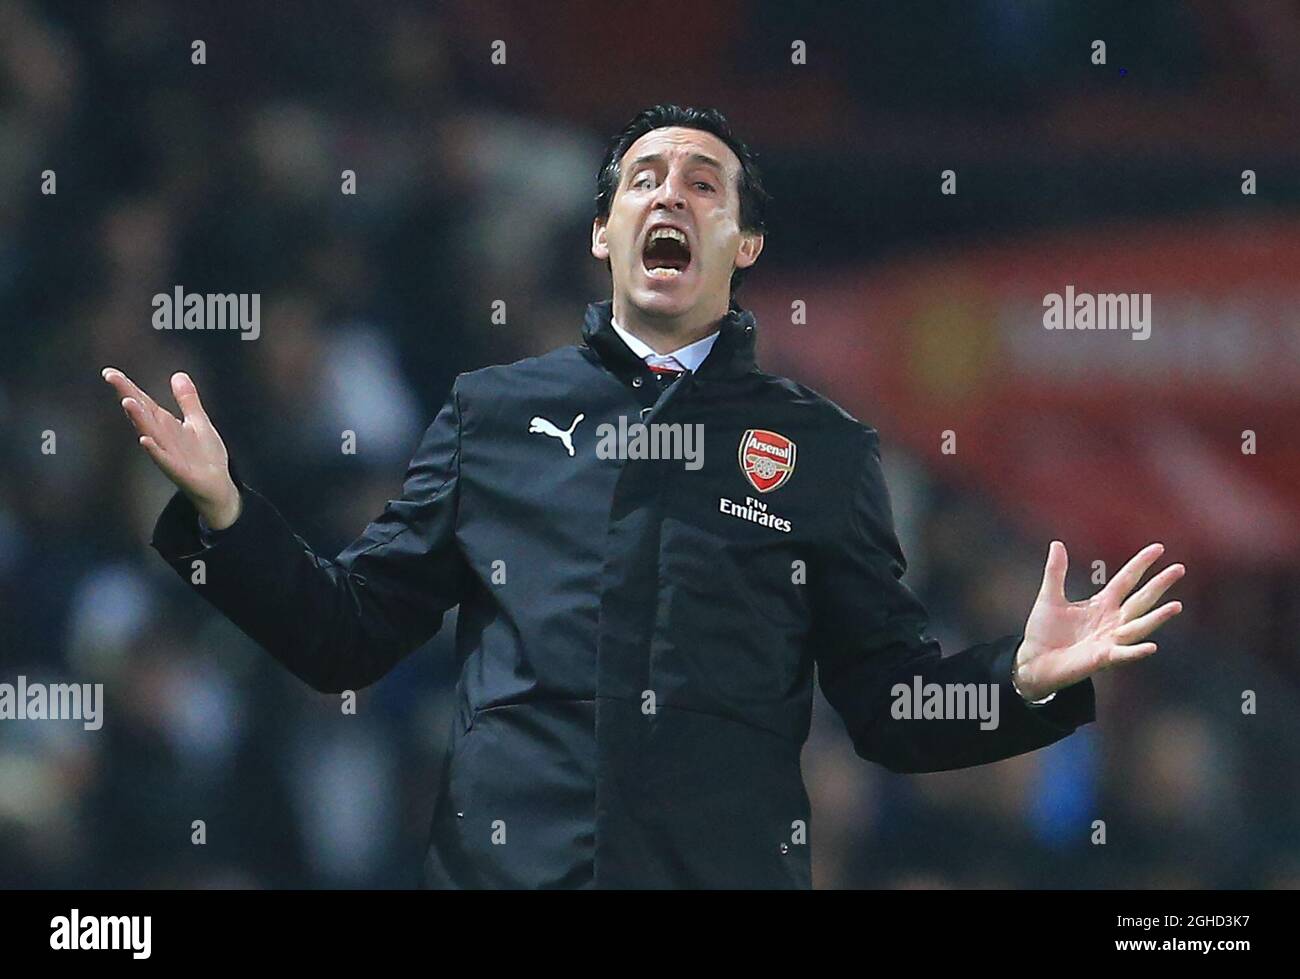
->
[626, 152, 726, 178]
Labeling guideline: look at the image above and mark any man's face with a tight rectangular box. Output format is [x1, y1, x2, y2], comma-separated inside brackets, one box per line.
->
[592, 126, 763, 320]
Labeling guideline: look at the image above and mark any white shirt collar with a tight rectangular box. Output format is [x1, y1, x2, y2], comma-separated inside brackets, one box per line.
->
[611, 316, 720, 373]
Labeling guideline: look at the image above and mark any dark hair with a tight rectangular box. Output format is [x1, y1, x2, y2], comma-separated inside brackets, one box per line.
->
[595, 104, 771, 297]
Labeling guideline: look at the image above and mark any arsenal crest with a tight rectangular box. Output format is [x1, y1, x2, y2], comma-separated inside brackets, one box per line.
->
[738, 429, 796, 493]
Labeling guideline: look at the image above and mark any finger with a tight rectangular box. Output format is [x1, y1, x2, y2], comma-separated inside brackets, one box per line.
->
[102, 367, 150, 406]
[138, 435, 181, 481]
[1121, 563, 1185, 621]
[1105, 641, 1158, 666]
[122, 394, 181, 452]
[1038, 540, 1068, 602]
[1114, 600, 1182, 643]
[1100, 542, 1165, 605]
[102, 367, 166, 424]
[138, 434, 168, 462]
[120, 396, 158, 438]
[171, 371, 209, 425]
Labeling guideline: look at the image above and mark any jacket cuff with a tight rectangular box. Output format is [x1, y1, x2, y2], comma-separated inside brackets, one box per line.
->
[992, 634, 1096, 733]
[148, 456, 256, 562]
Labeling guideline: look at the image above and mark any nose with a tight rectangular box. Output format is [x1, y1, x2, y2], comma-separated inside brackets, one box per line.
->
[652, 168, 688, 211]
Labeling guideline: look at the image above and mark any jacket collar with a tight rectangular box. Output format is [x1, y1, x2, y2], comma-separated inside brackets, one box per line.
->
[580, 298, 757, 380]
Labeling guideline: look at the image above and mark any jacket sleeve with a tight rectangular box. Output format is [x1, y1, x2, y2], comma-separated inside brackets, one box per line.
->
[811, 424, 1095, 773]
[149, 379, 469, 694]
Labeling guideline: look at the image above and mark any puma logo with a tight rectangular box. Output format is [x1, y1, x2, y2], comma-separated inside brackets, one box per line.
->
[529, 413, 584, 456]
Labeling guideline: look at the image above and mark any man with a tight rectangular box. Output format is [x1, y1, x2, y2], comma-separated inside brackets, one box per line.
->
[101, 104, 1184, 888]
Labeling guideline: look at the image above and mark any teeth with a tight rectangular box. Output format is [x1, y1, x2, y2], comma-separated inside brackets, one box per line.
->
[649, 227, 687, 245]
[645, 266, 683, 277]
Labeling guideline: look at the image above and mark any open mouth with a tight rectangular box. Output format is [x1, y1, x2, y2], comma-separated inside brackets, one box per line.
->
[641, 226, 692, 278]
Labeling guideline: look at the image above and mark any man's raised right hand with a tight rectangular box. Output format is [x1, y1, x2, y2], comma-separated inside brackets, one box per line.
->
[101, 368, 243, 530]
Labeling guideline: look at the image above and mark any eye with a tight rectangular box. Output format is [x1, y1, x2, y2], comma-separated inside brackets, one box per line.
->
[695, 181, 715, 192]
[632, 173, 654, 189]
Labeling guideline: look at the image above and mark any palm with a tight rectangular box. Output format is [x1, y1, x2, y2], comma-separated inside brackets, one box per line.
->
[1014, 541, 1184, 701]
[101, 367, 237, 517]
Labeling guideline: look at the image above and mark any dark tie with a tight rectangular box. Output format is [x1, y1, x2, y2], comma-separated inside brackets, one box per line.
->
[647, 363, 685, 391]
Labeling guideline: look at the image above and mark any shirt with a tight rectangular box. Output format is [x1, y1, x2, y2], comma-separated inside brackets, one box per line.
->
[610, 316, 720, 374]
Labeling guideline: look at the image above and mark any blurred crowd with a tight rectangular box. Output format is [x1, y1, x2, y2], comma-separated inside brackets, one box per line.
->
[1, 0, 1297, 888]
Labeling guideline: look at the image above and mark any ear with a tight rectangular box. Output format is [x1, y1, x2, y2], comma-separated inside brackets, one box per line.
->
[591, 217, 610, 261]
[734, 231, 764, 270]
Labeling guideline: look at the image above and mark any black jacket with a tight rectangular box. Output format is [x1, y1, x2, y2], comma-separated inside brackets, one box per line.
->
[150, 298, 1095, 888]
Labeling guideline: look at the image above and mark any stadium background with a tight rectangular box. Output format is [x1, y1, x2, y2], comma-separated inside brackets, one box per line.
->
[2, 0, 1298, 888]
